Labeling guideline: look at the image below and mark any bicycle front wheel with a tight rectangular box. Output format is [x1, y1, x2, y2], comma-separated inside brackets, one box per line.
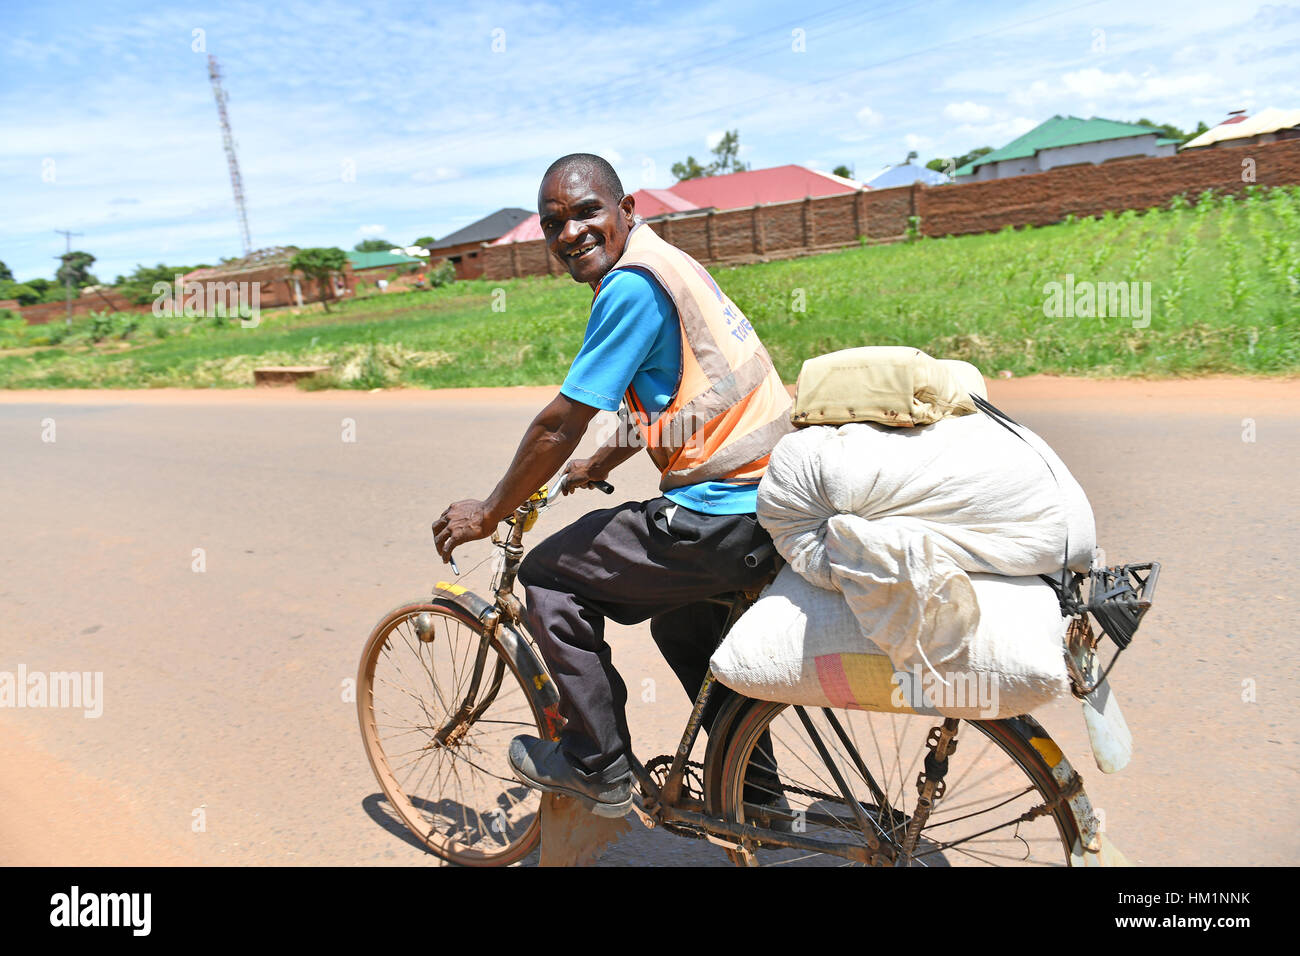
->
[709, 700, 1081, 867]
[357, 600, 546, 866]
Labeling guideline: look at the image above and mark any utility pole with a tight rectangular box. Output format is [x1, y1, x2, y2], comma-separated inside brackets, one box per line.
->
[207, 55, 252, 257]
[54, 228, 83, 324]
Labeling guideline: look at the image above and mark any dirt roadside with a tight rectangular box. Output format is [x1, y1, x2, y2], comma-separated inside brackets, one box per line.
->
[0, 728, 196, 866]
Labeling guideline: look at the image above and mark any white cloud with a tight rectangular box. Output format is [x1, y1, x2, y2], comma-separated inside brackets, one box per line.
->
[1010, 67, 1219, 109]
[855, 106, 884, 127]
[1008, 79, 1055, 108]
[410, 167, 458, 183]
[358, 224, 387, 236]
[903, 133, 931, 152]
[956, 115, 1037, 143]
[943, 101, 991, 123]
[1060, 67, 1133, 99]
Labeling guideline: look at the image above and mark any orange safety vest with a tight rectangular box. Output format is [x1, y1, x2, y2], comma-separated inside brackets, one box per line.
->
[598, 221, 793, 491]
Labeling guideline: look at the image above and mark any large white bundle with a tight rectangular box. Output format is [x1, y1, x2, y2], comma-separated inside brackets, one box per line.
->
[756, 413, 1095, 677]
[711, 565, 1070, 718]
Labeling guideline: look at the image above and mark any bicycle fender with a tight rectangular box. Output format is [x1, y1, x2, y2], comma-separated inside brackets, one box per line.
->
[1082, 678, 1132, 774]
[1005, 714, 1130, 865]
[432, 582, 565, 742]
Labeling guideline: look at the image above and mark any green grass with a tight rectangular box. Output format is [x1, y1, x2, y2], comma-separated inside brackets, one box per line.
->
[2, 185, 1297, 389]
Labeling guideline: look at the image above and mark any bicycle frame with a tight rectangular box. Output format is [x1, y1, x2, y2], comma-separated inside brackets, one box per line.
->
[429, 492, 892, 864]
[429, 485, 1109, 867]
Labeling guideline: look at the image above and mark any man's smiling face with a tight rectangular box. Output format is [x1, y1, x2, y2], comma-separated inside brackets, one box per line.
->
[538, 166, 635, 287]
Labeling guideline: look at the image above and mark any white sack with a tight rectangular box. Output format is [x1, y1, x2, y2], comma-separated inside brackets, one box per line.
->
[711, 564, 1071, 719]
[756, 413, 1095, 677]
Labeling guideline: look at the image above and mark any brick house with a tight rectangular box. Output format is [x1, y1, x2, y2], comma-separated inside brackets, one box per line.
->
[423, 207, 533, 279]
[954, 116, 1180, 182]
[347, 249, 426, 289]
[1180, 108, 1300, 151]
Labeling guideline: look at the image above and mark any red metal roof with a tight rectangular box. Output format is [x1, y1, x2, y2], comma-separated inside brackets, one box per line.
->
[633, 188, 700, 216]
[666, 164, 861, 209]
[494, 215, 544, 244]
[491, 165, 864, 244]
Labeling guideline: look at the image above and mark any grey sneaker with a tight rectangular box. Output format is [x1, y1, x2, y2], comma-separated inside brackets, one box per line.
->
[508, 735, 636, 819]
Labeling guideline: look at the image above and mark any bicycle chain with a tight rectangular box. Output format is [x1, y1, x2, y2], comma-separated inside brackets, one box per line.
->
[644, 754, 850, 808]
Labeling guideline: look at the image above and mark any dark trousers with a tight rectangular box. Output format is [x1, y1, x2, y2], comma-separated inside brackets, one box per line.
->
[518, 497, 776, 774]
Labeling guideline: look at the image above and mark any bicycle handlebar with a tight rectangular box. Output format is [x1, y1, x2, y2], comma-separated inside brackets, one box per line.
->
[448, 476, 616, 575]
[547, 474, 614, 503]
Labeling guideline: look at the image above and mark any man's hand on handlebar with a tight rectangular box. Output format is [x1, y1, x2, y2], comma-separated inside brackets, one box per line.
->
[559, 457, 611, 495]
[431, 499, 496, 564]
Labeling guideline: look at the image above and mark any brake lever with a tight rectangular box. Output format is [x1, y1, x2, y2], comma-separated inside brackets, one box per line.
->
[547, 476, 615, 504]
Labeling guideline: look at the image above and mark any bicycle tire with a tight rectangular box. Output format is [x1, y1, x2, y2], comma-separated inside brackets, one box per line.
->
[706, 699, 1082, 867]
[357, 599, 548, 866]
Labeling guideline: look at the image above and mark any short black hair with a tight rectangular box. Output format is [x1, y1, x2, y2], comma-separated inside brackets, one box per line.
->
[541, 153, 625, 204]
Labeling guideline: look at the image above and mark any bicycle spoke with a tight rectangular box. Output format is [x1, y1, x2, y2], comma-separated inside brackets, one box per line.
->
[727, 705, 1074, 868]
[361, 605, 545, 864]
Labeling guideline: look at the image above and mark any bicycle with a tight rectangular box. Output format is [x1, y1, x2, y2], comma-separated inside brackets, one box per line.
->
[357, 477, 1130, 867]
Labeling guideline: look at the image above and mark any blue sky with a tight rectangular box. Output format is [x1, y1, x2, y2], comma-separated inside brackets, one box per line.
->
[3, 0, 1298, 282]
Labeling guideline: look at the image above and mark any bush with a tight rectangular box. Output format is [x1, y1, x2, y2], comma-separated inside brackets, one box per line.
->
[89, 311, 115, 343]
[0, 315, 28, 348]
[117, 313, 141, 339]
[0, 282, 41, 306]
[428, 260, 455, 288]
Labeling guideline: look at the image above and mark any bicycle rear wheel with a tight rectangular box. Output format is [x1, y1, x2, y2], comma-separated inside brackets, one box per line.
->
[358, 600, 546, 866]
[708, 700, 1080, 867]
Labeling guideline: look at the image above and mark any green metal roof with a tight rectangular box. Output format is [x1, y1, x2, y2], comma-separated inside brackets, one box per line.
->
[347, 250, 423, 270]
[954, 115, 1169, 176]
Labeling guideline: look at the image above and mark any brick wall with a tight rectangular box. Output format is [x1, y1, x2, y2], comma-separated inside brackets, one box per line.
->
[480, 138, 1300, 280]
[480, 185, 921, 281]
[17, 263, 357, 324]
[17, 289, 152, 325]
[918, 137, 1300, 237]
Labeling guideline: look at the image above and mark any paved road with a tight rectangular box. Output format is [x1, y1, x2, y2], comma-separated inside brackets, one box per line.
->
[1, 380, 1296, 866]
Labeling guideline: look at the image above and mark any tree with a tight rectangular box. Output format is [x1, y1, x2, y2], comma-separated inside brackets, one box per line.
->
[0, 260, 12, 281]
[709, 130, 748, 176]
[671, 129, 751, 181]
[0, 280, 40, 305]
[927, 146, 993, 175]
[832, 164, 852, 179]
[1132, 118, 1208, 143]
[290, 247, 348, 312]
[25, 278, 59, 303]
[56, 250, 97, 289]
[1134, 118, 1183, 141]
[355, 238, 396, 252]
[670, 155, 710, 182]
[114, 263, 199, 305]
[413, 236, 435, 248]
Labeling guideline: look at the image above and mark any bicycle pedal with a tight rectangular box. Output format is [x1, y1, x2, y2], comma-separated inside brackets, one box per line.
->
[628, 799, 656, 830]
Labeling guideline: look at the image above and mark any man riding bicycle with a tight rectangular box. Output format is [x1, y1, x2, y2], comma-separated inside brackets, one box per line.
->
[432, 153, 791, 817]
